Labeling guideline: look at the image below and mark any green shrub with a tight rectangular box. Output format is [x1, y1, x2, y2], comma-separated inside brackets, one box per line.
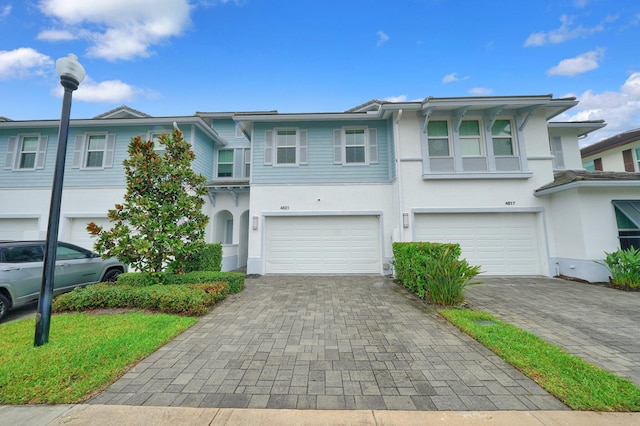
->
[163, 271, 245, 293]
[168, 243, 223, 273]
[392, 242, 480, 306]
[52, 281, 231, 316]
[603, 248, 640, 289]
[116, 272, 161, 287]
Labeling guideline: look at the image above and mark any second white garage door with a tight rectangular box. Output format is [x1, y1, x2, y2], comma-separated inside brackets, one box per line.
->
[66, 217, 112, 251]
[265, 216, 381, 274]
[414, 212, 542, 275]
[0, 218, 39, 240]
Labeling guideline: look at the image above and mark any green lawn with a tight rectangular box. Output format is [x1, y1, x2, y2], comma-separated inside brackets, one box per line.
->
[440, 309, 640, 411]
[0, 312, 197, 404]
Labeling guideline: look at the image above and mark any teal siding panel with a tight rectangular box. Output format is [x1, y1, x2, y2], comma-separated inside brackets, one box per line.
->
[212, 118, 250, 144]
[191, 126, 214, 179]
[252, 120, 391, 184]
[0, 124, 218, 189]
[0, 128, 60, 188]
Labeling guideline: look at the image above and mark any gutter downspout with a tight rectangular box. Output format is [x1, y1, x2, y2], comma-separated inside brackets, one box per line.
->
[394, 109, 404, 244]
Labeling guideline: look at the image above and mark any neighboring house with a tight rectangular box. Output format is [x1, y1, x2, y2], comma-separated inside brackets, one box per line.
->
[1, 96, 638, 282]
[581, 128, 640, 172]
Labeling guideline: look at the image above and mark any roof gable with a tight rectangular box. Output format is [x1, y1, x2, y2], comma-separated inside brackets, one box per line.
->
[93, 105, 152, 119]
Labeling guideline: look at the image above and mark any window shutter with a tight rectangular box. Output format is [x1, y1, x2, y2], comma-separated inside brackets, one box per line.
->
[104, 134, 116, 168]
[299, 130, 308, 164]
[5, 136, 17, 169]
[264, 130, 273, 165]
[623, 149, 634, 172]
[594, 158, 603, 171]
[368, 128, 378, 164]
[35, 135, 48, 169]
[72, 135, 84, 168]
[333, 129, 342, 164]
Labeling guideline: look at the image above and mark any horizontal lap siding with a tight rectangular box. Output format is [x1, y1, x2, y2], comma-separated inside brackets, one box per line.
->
[191, 126, 215, 179]
[253, 121, 390, 184]
[0, 128, 59, 188]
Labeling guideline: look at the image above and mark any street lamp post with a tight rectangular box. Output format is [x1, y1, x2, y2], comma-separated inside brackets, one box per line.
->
[34, 54, 85, 347]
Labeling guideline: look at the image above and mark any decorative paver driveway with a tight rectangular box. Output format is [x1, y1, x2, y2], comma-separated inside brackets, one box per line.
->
[90, 276, 566, 410]
[465, 276, 640, 388]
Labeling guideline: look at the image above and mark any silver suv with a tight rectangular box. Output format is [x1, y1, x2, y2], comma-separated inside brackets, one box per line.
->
[0, 241, 127, 321]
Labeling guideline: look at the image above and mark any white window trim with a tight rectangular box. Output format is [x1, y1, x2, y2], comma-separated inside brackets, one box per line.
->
[147, 131, 169, 153]
[426, 120, 453, 158]
[491, 118, 518, 157]
[72, 132, 116, 170]
[272, 128, 303, 167]
[217, 149, 234, 178]
[334, 126, 378, 166]
[8, 134, 48, 171]
[343, 127, 368, 166]
[458, 119, 485, 157]
[243, 148, 251, 178]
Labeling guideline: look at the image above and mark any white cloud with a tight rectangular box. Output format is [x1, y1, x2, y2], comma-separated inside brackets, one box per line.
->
[376, 31, 389, 47]
[524, 14, 608, 47]
[52, 76, 159, 103]
[37, 29, 77, 41]
[38, 0, 193, 61]
[561, 72, 640, 146]
[547, 48, 604, 77]
[468, 87, 493, 95]
[0, 48, 53, 79]
[0, 4, 11, 18]
[383, 95, 407, 102]
[442, 72, 469, 84]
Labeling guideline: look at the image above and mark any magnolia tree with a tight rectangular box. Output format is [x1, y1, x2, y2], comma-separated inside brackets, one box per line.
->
[87, 130, 209, 273]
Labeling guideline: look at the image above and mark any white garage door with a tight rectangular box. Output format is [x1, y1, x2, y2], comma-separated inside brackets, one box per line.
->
[0, 218, 39, 240]
[414, 213, 541, 275]
[67, 217, 112, 251]
[265, 216, 381, 274]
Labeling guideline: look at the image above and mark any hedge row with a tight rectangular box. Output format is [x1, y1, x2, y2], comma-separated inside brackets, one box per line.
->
[392, 242, 481, 306]
[52, 282, 229, 316]
[116, 271, 245, 294]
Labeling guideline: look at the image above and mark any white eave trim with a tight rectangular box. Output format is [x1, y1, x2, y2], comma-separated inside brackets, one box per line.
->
[233, 111, 383, 122]
[535, 180, 640, 197]
[0, 117, 226, 146]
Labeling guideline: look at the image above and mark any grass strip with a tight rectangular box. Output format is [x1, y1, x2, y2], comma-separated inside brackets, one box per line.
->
[0, 312, 197, 404]
[440, 309, 640, 411]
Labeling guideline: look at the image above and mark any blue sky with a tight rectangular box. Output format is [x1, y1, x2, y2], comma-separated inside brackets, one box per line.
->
[1, 0, 639, 146]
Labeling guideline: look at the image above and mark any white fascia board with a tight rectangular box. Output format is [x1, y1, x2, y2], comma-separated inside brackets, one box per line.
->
[548, 121, 607, 137]
[0, 116, 226, 146]
[535, 180, 640, 197]
[233, 112, 383, 122]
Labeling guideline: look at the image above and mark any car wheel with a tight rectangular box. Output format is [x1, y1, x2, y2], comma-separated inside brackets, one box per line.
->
[103, 269, 122, 283]
[0, 294, 9, 321]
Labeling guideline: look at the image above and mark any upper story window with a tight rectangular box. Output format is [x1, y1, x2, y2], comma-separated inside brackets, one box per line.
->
[636, 148, 640, 171]
[217, 149, 234, 177]
[491, 119, 515, 156]
[427, 121, 450, 157]
[18, 136, 39, 169]
[550, 136, 565, 169]
[244, 148, 251, 178]
[4, 134, 48, 171]
[276, 130, 297, 164]
[72, 133, 116, 170]
[422, 115, 524, 177]
[149, 132, 167, 154]
[264, 128, 307, 166]
[459, 121, 482, 156]
[334, 127, 378, 165]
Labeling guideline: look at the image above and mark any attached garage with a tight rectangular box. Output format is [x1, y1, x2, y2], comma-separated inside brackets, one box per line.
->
[65, 217, 112, 251]
[0, 218, 40, 240]
[265, 215, 381, 274]
[414, 212, 542, 275]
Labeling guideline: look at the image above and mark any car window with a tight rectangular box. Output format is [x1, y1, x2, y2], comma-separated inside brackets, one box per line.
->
[56, 245, 89, 260]
[2, 245, 45, 263]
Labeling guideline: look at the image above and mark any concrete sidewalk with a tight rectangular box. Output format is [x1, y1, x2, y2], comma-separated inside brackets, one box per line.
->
[2, 404, 639, 426]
